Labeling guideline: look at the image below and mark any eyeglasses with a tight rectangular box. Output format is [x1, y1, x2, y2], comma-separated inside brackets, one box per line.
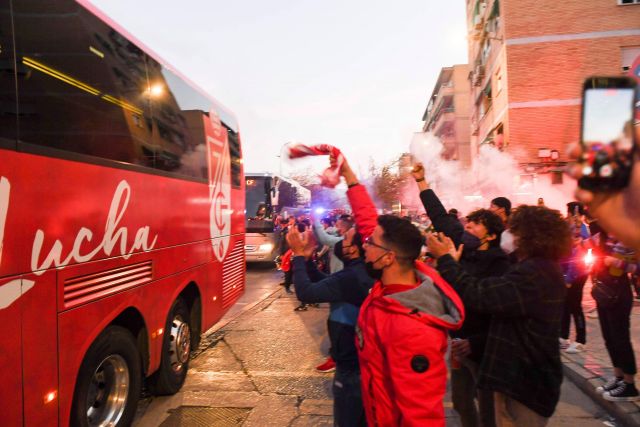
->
[363, 236, 392, 252]
[363, 236, 416, 260]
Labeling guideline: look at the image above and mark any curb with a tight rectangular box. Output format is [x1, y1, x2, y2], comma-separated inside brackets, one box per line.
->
[204, 286, 284, 337]
[562, 355, 640, 426]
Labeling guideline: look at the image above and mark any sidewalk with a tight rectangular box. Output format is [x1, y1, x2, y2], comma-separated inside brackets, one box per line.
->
[561, 278, 640, 427]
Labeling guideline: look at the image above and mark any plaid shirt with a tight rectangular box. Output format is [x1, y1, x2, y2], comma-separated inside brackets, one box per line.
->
[437, 254, 566, 418]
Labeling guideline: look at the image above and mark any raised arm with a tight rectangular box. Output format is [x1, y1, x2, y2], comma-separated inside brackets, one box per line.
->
[412, 163, 463, 246]
[313, 220, 342, 247]
[334, 154, 378, 239]
[291, 256, 351, 303]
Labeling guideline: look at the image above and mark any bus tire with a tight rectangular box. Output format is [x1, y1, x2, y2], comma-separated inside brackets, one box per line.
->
[148, 298, 191, 395]
[71, 325, 142, 427]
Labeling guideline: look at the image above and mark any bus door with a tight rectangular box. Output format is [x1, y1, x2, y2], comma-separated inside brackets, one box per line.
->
[0, 275, 24, 426]
[21, 270, 58, 425]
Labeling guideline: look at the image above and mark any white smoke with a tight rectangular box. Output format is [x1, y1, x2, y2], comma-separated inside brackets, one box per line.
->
[408, 132, 576, 215]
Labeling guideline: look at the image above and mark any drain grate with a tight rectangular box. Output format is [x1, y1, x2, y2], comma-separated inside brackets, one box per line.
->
[160, 406, 251, 427]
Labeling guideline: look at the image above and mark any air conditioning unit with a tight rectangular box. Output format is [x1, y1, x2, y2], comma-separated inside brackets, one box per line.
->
[473, 64, 485, 86]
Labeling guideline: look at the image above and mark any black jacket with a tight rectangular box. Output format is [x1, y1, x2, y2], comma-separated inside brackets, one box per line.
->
[292, 256, 374, 370]
[454, 247, 510, 361]
[420, 189, 464, 246]
[437, 255, 566, 418]
[420, 189, 510, 362]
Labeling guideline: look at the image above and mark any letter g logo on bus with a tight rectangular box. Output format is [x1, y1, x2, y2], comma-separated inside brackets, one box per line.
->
[208, 135, 231, 262]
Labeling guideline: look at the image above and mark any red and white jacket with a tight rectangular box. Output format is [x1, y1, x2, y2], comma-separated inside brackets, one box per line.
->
[347, 184, 465, 426]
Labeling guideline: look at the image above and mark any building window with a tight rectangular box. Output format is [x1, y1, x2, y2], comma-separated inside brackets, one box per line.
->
[621, 46, 640, 72]
[478, 80, 492, 118]
[495, 69, 503, 93]
[481, 38, 492, 64]
[486, 0, 501, 33]
[618, 0, 640, 4]
[472, 1, 487, 29]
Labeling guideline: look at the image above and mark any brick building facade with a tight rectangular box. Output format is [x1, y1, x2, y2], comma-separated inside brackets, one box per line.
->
[466, 0, 640, 182]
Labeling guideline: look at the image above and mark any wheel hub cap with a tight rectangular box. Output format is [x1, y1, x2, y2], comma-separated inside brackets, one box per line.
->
[169, 316, 191, 373]
[86, 354, 129, 427]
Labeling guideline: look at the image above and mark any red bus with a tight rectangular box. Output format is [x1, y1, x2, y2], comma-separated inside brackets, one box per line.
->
[0, 1, 245, 425]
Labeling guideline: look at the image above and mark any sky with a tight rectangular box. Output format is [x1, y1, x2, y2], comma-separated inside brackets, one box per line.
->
[583, 88, 635, 143]
[91, 0, 469, 177]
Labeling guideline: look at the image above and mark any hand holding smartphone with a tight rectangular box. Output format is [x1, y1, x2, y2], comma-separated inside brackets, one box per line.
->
[578, 76, 637, 191]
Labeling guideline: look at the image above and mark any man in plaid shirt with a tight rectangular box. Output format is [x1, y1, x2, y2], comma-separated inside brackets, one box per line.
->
[428, 205, 572, 426]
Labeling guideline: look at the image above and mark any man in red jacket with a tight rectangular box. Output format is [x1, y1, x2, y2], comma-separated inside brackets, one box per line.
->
[332, 154, 465, 426]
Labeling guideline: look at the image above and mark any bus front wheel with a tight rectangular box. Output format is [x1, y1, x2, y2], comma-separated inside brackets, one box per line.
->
[71, 325, 142, 427]
[148, 298, 191, 395]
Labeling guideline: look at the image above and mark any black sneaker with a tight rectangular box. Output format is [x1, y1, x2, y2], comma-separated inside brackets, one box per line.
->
[604, 382, 640, 402]
[596, 377, 623, 394]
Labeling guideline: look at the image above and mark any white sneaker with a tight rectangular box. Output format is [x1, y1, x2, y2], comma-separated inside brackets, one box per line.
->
[565, 342, 585, 354]
[559, 338, 570, 349]
[596, 377, 623, 394]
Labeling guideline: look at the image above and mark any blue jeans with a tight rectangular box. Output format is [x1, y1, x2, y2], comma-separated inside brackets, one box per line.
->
[333, 368, 366, 427]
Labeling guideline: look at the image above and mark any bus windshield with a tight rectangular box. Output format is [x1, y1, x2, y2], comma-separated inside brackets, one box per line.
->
[245, 176, 274, 232]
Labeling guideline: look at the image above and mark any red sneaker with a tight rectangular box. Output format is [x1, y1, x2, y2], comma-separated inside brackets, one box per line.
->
[315, 356, 336, 373]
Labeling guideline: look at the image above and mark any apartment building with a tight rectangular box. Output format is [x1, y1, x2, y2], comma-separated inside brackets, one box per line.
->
[466, 0, 640, 182]
[422, 64, 472, 167]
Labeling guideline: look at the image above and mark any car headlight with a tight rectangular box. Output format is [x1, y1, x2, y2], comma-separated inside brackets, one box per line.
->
[259, 243, 274, 252]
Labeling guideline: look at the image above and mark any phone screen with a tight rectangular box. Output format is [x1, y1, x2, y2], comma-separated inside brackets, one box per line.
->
[581, 86, 636, 190]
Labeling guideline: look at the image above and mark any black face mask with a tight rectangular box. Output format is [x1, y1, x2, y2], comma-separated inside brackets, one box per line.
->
[365, 253, 387, 280]
[334, 241, 345, 263]
[461, 231, 485, 251]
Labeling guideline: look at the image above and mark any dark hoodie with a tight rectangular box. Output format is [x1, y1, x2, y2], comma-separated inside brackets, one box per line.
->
[420, 189, 510, 362]
[455, 246, 510, 362]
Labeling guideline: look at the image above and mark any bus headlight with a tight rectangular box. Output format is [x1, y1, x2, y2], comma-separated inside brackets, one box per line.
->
[259, 243, 274, 253]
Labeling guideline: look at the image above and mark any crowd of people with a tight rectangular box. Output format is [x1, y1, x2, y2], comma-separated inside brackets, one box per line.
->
[273, 122, 640, 427]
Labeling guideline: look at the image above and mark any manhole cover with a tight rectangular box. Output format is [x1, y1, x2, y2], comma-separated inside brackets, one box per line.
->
[160, 406, 251, 427]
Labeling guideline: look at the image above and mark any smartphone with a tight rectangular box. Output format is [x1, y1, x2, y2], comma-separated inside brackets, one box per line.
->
[579, 76, 637, 191]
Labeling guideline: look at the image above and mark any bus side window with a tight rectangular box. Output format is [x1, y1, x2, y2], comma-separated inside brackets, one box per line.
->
[0, 1, 17, 150]
[226, 126, 242, 188]
[13, 0, 153, 166]
[145, 62, 211, 180]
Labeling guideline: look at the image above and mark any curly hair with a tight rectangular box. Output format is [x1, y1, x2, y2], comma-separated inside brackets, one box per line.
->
[378, 215, 424, 268]
[466, 209, 505, 247]
[509, 205, 572, 260]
